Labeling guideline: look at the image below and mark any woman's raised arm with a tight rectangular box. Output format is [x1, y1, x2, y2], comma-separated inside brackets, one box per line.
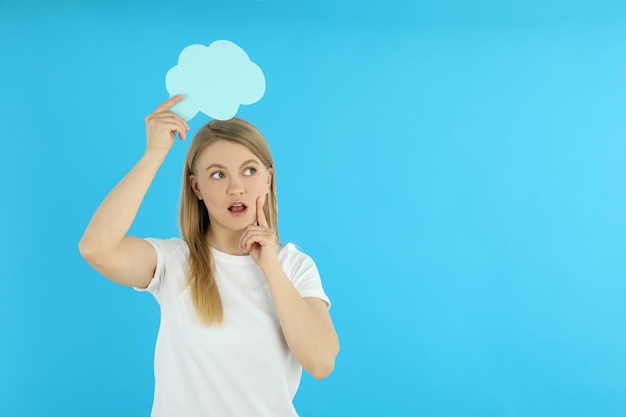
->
[79, 96, 189, 288]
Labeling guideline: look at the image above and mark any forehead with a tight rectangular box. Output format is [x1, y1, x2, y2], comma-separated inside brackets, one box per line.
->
[196, 139, 260, 167]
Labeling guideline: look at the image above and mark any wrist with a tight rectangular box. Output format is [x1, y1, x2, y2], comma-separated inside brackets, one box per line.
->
[260, 259, 283, 279]
[142, 149, 168, 165]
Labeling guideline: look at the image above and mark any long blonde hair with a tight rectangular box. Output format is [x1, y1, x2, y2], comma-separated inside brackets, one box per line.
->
[179, 118, 279, 326]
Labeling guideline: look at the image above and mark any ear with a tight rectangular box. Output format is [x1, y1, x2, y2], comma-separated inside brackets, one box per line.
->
[266, 168, 274, 192]
[189, 175, 203, 200]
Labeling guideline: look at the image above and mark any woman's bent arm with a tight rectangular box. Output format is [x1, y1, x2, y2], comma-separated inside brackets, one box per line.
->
[239, 199, 340, 379]
[79, 96, 189, 288]
[79, 152, 166, 288]
[263, 264, 340, 380]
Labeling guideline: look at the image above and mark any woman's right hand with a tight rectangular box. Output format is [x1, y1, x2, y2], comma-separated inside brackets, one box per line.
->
[144, 95, 190, 156]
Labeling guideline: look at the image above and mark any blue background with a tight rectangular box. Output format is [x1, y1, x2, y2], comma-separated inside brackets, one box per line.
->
[2, 1, 626, 416]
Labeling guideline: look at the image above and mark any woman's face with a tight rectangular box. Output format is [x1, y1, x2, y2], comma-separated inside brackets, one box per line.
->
[190, 139, 272, 235]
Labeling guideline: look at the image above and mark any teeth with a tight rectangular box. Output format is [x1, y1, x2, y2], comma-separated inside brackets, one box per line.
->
[229, 204, 246, 211]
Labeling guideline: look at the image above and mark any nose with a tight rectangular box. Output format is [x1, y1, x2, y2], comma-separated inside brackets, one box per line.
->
[226, 175, 245, 195]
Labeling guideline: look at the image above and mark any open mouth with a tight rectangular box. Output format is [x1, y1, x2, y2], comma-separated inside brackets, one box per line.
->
[228, 203, 248, 215]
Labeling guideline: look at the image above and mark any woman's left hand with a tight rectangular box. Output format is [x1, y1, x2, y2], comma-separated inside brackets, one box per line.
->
[239, 196, 279, 272]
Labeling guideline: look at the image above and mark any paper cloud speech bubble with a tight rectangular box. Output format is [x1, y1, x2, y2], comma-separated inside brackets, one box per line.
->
[165, 41, 265, 121]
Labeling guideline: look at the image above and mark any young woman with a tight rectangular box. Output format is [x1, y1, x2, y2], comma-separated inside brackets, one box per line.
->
[79, 95, 339, 417]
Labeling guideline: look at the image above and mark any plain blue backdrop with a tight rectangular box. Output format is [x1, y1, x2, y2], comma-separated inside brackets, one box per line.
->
[2, 1, 626, 416]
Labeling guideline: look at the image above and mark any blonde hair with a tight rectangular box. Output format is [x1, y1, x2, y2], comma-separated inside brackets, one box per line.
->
[179, 117, 279, 326]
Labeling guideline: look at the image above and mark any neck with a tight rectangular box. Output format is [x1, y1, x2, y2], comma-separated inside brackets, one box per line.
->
[207, 226, 247, 256]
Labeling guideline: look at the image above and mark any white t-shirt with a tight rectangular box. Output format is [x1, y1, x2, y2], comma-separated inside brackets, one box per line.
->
[136, 237, 330, 417]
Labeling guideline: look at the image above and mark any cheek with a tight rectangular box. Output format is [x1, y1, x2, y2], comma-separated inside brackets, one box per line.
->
[197, 183, 221, 205]
[252, 179, 269, 195]
[201, 195, 221, 214]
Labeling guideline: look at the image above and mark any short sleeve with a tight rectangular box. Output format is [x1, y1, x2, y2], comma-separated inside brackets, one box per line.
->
[133, 237, 187, 303]
[280, 243, 331, 309]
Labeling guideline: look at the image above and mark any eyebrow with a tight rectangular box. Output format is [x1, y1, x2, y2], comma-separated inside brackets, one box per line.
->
[205, 159, 261, 171]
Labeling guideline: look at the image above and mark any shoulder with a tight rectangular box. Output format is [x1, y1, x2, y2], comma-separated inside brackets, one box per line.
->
[278, 243, 328, 303]
[278, 242, 319, 274]
[138, 238, 188, 297]
[145, 237, 189, 260]
[278, 242, 312, 262]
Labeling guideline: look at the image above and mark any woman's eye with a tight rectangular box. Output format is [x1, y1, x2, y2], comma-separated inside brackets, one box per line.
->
[243, 167, 257, 176]
[210, 171, 225, 179]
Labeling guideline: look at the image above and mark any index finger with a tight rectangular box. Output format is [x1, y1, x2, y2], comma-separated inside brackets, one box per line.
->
[153, 94, 185, 113]
[256, 196, 269, 228]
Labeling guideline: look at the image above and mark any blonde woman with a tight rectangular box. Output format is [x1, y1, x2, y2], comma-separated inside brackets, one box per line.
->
[79, 95, 339, 417]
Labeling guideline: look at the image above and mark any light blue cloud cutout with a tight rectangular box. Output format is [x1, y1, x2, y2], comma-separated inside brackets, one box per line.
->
[165, 40, 265, 121]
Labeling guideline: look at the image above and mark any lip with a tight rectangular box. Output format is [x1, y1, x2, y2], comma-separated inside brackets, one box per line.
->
[228, 201, 248, 217]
